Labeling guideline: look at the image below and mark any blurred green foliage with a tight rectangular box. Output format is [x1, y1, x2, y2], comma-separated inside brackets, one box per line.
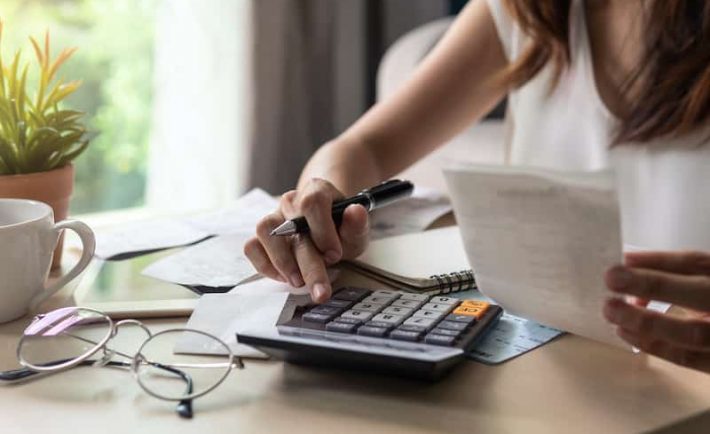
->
[0, 0, 157, 213]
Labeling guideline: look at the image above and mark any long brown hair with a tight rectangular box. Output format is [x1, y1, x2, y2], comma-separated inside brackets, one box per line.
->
[501, 0, 710, 145]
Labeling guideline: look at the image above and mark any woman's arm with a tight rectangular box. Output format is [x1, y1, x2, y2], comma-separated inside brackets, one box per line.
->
[247, 0, 510, 302]
[299, 0, 509, 194]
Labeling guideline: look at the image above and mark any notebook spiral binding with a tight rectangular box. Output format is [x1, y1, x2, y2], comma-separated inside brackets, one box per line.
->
[430, 270, 477, 294]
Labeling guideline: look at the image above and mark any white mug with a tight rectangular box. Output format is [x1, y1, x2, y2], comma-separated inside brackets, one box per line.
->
[0, 199, 95, 323]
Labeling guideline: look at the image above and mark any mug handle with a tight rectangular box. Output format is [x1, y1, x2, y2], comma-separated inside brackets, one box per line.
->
[30, 220, 96, 311]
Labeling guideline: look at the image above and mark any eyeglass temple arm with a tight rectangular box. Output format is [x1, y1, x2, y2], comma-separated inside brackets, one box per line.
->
[0, 359, 194, 419]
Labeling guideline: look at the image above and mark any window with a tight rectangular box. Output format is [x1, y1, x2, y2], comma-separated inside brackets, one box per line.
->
[2, 0, 248, 215]
[3, 0, 158, 213]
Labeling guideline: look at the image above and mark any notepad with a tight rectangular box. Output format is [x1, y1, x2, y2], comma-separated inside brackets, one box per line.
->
[345, 226, 476, 294]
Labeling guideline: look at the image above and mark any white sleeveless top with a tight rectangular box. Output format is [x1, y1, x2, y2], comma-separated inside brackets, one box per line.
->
[486, 0, 710, 251]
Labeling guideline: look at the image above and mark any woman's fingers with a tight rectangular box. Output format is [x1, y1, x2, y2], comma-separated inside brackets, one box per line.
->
[243, 237, 286, 283]
[605, 265, 710, 311]
[624, 251, 710, 276]
[297, 179, 344, 264]
[339, 204, 370, 259]
[604, 298, 710, 351]
[255, 212, 304, 287]
[292, 234, 332, 303]
[615, 327, 710, 373]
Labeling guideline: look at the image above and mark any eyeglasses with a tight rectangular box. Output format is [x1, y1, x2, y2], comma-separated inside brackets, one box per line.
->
[0, 307, 244, 419]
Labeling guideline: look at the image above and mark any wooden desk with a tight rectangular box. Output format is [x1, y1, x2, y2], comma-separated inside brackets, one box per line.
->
[1, 267, 710, 433]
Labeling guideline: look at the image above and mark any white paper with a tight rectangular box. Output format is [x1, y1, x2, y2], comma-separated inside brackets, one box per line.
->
[174, 292, 289, 358]
[94, 188, 277, 259]
[185, 188, 278, 235]
[94, 220, 209, 259]
[370, 186, 452, 239]
[142, 233, 257, 287]
[445, 164, 626, 348]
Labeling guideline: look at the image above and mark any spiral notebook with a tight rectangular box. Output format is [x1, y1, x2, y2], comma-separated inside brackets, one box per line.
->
[345, 226, 476, 294]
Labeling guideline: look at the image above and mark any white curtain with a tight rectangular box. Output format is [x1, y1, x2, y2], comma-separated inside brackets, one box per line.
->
[146, 0, 251, 213]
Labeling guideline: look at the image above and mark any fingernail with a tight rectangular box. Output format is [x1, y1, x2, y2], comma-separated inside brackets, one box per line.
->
[325, 250, 341, 265]
[312, 283, 331, 303]
[608, 266, 632, 290]
[290, 273, 304, 287]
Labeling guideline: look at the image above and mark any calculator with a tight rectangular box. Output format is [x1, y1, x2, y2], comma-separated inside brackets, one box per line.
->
[237, 287, 503, 379]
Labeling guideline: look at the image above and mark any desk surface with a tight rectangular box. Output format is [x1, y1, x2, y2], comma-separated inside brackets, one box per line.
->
[2, 265, 710, 434]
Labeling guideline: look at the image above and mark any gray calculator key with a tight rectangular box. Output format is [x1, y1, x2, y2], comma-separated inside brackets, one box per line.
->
[402, 316, 437, 330]
[430, 296, 459, 305]
[397, 324, 428, 333]
[383, 306, 413, 316]
[332, 287, 370, 301]
[309, 305, 344, 316]
[424, 333, 457, 346]
[445, 314, 477, 325]
[334, 316, 364, 325]
[371, 313, 405, 326]
[325, 321, 359, 334]
[357, 325, 390, 338]
[429, 327, 461, 338]
[392, 299, 424, 309]
[340, 310, 374, 321]
[436, 320, 468, 331]
[324, 299, 354, 309]
[420, 303, 455, 313]
[352, 302, 385, 313]
[389, 329, 423, 342]
[362, 295, 396, 305]
[371, 290, 400, 299]
[412, 309, 446, 321]
[399, 293, 429, 302]
[302, 312, 334, 323]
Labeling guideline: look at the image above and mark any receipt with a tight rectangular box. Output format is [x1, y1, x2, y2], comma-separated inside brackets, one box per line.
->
[370, 186, 452, 239]
[445, 164, 626, 348]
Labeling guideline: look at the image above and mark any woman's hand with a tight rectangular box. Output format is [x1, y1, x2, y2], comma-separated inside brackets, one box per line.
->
[244, 178, 370, 303]
[603, 251, 710, 373]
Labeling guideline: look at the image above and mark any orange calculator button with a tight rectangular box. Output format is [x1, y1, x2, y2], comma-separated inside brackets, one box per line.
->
[460, 300, 490, 309]
[453, 300, 489, 318]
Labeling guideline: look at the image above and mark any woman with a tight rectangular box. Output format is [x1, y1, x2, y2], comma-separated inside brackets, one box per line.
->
[244, 0, 710, 373]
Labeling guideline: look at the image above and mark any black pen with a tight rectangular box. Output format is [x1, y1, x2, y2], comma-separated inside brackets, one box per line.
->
[270, 179, 414, 236]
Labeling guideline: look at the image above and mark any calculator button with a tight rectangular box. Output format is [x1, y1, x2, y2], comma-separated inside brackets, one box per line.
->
[424, 333, 457, 346]
[389, 328, 424, 342]
[341, 310, 375, 322]
[371, 313, 405, 326]
[460, 300, 490, 310]
[333, 288, 370, 301]
[302, 312, 334, 323]
[333, 317, 363, 325]
[435, 320, 468, 332]
[371, 290, 400, 299]
[452, 306, 486, 318]
[383, 306, 413, 316]
[362, 295, 396, 305]
[352, 302, 385, 313]
[430, 296, 459, 305]
[325, 321, 359, 334]
[324, 299, 354, 309]
[392, 299, 424, 309]
[402, 317, 437, 330]
[429, 327, 462, 338]
[357, 325, 390, 338]
[445, 314, 477, 325]
[397, 324, 429, 333]
[309, 305, 344, 316]
[420, 303, 455, 313]
[399, 293, 429, 302]
[412, 310, 446, 321]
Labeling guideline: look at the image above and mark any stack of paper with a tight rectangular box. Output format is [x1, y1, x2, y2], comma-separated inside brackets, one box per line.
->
[445, 164, 626, 348]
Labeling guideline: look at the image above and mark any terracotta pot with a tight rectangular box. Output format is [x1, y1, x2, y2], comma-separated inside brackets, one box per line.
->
[0, 164, 74, 269]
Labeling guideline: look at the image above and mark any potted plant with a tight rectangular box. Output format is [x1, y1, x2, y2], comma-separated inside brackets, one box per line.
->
[0, 22, 90, 269]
